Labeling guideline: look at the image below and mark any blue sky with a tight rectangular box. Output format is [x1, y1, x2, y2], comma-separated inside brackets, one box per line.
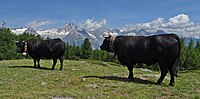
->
[1, 0, 200, 29]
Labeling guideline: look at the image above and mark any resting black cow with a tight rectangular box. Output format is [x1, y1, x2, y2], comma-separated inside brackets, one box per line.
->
[16, 38, 65, 70]
[100, 34, 181, 86]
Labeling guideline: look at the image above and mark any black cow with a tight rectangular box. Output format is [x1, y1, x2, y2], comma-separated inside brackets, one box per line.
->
[100, 34, 181, 86]
[16, 38, 65, 70]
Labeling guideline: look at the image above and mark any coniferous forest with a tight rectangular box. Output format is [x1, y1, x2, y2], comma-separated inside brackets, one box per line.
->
[0, 27, 200, 70]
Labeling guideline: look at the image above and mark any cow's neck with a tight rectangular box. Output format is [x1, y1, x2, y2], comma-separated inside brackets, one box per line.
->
[109, 36, 116, 53]
[22, 41, 28, 56]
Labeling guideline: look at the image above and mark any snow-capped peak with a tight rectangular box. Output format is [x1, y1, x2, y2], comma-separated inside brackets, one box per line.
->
[58, 22, 78, 32]
[11, 27, 37, 35]
[10, 19, 200, 49]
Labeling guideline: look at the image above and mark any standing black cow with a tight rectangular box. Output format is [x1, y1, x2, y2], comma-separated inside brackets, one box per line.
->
[16, 38, 65, 70]
[100, 34, 181, 86]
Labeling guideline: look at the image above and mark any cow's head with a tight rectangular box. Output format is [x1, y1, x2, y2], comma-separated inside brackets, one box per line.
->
[15, 41, 26, 53]
[100, 35, 115, 52]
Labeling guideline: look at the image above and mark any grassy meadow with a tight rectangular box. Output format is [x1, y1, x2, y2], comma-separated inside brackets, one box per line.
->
[0, 59, 200, 99]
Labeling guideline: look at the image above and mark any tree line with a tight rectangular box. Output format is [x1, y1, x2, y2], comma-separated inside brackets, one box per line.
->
[0, 28, 115, 62]
[180, 38, 200, 70]
[0, 28, 200, 70]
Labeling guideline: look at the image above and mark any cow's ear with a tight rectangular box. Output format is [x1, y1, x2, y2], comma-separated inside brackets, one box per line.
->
[15, 41, 19, 45]
[103, 35, 109, 38]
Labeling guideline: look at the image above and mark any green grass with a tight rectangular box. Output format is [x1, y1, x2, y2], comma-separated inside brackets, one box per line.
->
[0, 59, 200, 99]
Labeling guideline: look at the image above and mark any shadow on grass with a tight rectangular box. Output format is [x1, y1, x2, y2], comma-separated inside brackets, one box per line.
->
[84, 76, 155, 85]
[9, 65, 52, 70]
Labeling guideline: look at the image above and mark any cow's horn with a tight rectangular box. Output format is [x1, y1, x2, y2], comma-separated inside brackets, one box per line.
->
[102, 33, 109, 38]
[108, 30, 111, 35]
[107, 30, 112, 38]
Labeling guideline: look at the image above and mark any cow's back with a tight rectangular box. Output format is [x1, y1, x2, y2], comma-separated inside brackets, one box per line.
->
[47, 38, 65, 58]
[27, 38, 65, 59]
[145, 34, 180, 65]
[114, 34, 180, 66]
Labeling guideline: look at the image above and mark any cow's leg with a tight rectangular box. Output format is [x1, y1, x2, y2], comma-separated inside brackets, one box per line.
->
[127, 65, 134, 80]
[168, 63, 175, 86]
[52, 58, 57, 70]
[59, 56, 64, 70]
[156, 64, 168, 85]
[37, 58, 40, 68]
[33, 58, 36, 68]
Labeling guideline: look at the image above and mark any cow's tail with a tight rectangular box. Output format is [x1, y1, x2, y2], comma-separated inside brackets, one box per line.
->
[172, 34, 181, 77]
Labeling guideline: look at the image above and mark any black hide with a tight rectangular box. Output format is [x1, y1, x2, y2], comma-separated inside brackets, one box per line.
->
[100, 34, 181, 86]
[16, 38, 65, 70]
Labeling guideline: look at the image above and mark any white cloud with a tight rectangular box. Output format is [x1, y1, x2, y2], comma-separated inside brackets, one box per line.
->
[26, 20, 50, 29]
[166, 14, 193, 29]
[169, 14, 190, 24]
[123, 14, 200, 38]
[79, 19, 107, 31]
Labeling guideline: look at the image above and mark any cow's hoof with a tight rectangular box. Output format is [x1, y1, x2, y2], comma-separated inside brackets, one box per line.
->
[155, 82, 161, 85]
[59, 68, 63, 70]
[128, 75, 133, 79]
[127, 77, 134, 81]
[169, 83, 174, 86]
[129, 78, 134, 81]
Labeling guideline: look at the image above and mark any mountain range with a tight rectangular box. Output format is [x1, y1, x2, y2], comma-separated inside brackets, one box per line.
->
[11, 22, 200, 49]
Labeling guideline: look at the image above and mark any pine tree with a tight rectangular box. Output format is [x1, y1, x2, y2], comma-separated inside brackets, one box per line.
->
[183, 38, 197, 69]
[81, 38, 92, 59]
[0, 28, 21, 59]
[64, 43, 70, 59]
[100, 50, 109, 61]
[195, 41, 200, 50]
[188, 38, 194, 50]
[180, 38, 187, 69]
[194, 41, 200, 69]
[68, 45, 76, 60]
[91, 49, 103, 60]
